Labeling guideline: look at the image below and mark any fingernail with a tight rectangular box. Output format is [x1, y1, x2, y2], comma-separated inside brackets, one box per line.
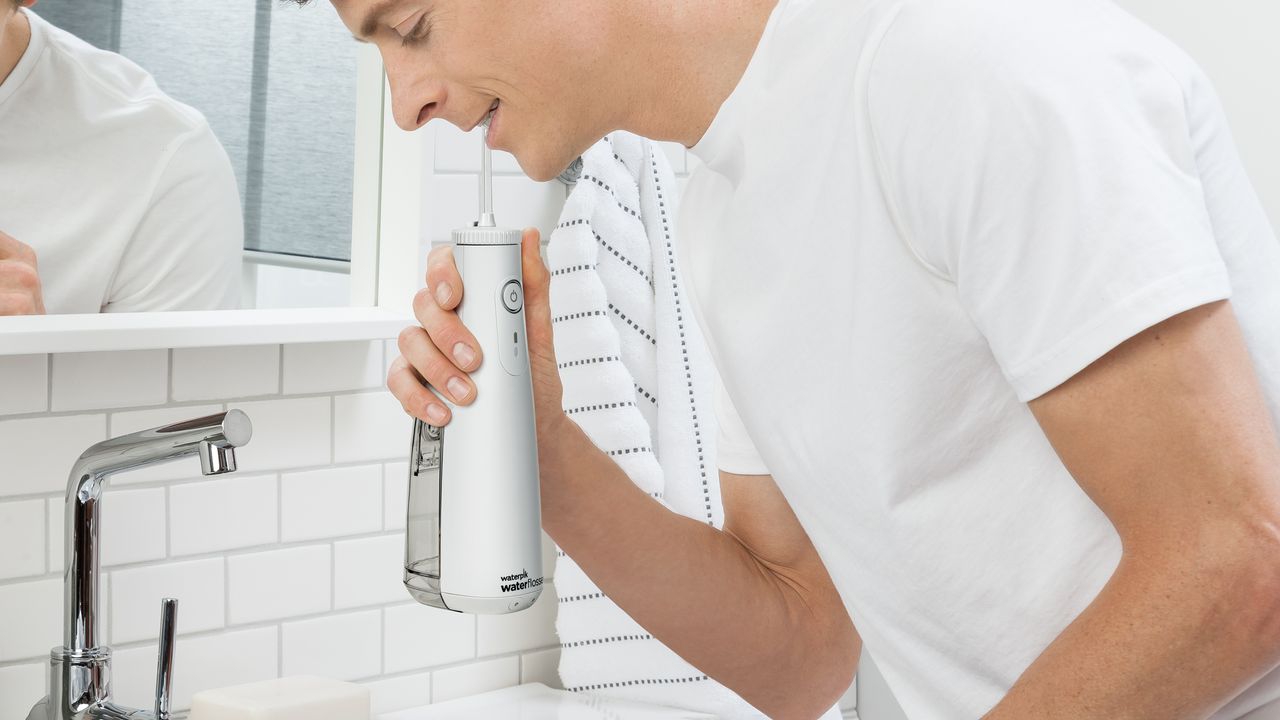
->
[426, 404, 447, 424]
[435, 282, 453, 306]
[447, 376, 470, 402]
[453, 342, 476, 368]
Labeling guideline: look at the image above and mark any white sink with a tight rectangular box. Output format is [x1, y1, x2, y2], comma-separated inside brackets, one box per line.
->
[377, 683, 717, 719]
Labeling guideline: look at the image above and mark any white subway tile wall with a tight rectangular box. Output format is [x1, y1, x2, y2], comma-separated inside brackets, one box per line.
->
[384, 602, 477, 674]
[282, 341, 384, 395]
[281, 609, 382, 681]
[0, 499, 44, 580]
[333, 392, 408, 463]
[333, 534, 407, 609]
[111, 626, 281, 710]
[51, 350, 168, 412]
[169, 473, 279, 556]
[0, 413, 106, 497]
[0, 354, 47, 415]
[520, 647, 562, 687]
[431, 655, 521, 704]
[281, 464, 383, 542]
[0, 338, 561, 718]
[110, 558, 226, 644]
[99, 487, 167, 567]
[0, 663, 45, 710]
[171, 345, 281, 402]
[364, 671, 433, 713]
[227, 544, 333, 624]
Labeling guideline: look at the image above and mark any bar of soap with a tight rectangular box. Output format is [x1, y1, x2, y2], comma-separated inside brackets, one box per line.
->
[189, 676, 370, 720]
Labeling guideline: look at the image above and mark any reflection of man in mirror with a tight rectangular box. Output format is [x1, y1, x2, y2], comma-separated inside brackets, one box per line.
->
[0, 0, 242, 315]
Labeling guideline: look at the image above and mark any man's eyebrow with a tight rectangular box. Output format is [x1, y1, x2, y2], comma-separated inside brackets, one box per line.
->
[356, 0, 398, 42]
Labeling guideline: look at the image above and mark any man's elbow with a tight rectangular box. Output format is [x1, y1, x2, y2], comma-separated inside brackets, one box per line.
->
[1195, 504, 1280, 665]
[1234, 512, 1280, 659]
[766, 614, 860, 719]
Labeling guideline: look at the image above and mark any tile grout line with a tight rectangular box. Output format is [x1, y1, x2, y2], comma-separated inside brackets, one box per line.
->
[0, 386, 392, 424]
[0, 457, 400, 506]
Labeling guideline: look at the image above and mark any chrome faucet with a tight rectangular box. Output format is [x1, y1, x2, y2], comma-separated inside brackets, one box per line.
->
[27, 410, 253, 720]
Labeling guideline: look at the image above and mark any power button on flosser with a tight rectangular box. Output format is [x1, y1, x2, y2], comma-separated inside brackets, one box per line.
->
[501, 280, 523, 313]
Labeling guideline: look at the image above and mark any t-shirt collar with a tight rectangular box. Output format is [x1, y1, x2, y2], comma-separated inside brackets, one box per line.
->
[687, 0, 787, 170]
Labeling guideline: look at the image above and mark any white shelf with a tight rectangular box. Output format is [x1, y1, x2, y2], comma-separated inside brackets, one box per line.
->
[0, 307, 413, 355]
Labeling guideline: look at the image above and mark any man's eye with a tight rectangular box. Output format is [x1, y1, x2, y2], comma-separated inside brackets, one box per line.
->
[399, 15, 432, 47]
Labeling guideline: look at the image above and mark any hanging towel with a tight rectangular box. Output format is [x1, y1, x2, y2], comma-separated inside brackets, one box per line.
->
[547, 132, 844, 720]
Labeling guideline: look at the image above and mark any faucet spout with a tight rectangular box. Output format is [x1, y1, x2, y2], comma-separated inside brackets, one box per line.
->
[63, 410, 252, 653]
[31, 410, 252, 720]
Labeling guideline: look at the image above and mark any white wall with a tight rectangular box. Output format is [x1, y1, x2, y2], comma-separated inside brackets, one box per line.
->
[0, 342, 560, 717]
[1116, 0, 1280, 229]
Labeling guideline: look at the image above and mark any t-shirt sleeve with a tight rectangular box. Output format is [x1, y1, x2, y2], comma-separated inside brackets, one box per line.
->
[867, 4, 1232, 401]
[715, 373, 771, 476]
[105, 124, 243, 312]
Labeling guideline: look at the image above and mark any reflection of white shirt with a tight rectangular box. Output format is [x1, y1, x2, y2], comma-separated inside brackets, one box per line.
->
[0, 10, 241, 314]
[681, 0, 1280, 718]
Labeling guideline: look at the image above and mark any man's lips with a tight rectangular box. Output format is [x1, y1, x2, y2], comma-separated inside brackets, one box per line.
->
[468, 100, 501, 132]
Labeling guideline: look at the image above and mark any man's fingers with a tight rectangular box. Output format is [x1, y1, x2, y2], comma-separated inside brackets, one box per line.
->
[0, 231, 37, 267]
[0, 259, 41, 294]
[425, 244, 463, 311]
[387, 355, 452, 425]
[521, 228, 548, 299]
[396, 325, 477, 406]
[411, 286, 483, 373]
[0, 291, 40, 316]
[0, 256, 46, 316]
[520, 228, 555, 355]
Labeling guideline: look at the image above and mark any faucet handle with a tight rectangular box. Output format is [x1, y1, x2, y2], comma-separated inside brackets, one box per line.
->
[154, 598, 178, 719]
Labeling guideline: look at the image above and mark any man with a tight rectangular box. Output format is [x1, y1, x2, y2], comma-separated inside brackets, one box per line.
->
[0, 0, 242, 314]
[324, 0, 1280, 717]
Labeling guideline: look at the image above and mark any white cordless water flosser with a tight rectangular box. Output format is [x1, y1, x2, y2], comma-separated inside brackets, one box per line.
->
[403, 118, 544, 614]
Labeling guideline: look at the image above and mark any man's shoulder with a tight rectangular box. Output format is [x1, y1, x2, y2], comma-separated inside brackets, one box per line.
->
[872, 0, 1192, 85]
[34, 12, 210, 142]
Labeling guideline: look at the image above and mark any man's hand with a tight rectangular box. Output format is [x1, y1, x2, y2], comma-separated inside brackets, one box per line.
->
[0, 231, 46, 315]
[388, 228, 566, 435]
[986, 300, 1280, 719]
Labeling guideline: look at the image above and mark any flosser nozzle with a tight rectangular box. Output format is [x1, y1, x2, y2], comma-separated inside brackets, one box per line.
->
[478, 112, 496, 228]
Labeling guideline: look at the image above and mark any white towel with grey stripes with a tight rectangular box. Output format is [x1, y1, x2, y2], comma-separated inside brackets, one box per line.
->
[547, 133, 842, 720]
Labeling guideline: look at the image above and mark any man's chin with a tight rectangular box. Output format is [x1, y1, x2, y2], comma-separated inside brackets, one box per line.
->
[515, 153, 575, 184]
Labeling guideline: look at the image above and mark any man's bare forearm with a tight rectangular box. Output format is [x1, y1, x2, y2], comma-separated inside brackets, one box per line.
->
[983, 522, 1280, 720]
[538, 416, 855, 719]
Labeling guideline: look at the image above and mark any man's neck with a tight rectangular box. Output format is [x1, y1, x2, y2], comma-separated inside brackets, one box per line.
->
[0, 8, 32, 87]
[607, 0, 778, 148]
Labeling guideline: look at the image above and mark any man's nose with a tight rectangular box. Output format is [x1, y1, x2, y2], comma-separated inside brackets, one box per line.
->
[387, 66, 447, 132]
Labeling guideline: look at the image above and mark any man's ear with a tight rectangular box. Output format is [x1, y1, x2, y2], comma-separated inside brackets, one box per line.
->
[20, 0, 36, 8]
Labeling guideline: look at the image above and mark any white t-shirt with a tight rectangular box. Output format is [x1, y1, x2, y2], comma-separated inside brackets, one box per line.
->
[0, 10, 241, 314]
[678, 0, 1280, 717]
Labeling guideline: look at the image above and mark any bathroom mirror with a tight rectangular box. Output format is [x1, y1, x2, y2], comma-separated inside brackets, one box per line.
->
[0, 0, 395, 316]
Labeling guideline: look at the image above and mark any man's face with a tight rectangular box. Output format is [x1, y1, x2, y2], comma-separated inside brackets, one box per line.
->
[332, 0, 606, 182]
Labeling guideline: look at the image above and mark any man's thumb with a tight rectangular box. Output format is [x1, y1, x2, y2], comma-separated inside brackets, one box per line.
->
[521, 228, 549, 307]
